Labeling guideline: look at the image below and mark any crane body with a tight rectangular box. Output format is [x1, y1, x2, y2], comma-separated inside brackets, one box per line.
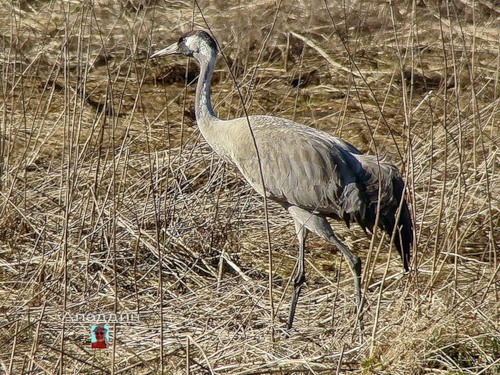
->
[150, 30, 413, 330]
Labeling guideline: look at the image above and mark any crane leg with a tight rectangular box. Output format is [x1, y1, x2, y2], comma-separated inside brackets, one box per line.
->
[287, 219, 308, 330]
[325, 230, 363, 310]
[287, 206, 363, 324]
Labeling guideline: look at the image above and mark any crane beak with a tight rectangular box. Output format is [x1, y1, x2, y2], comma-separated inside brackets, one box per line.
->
[150, 42, 179, 59]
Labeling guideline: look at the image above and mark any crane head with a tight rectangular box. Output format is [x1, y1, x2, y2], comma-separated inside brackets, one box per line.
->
[150, 30, 218, 60]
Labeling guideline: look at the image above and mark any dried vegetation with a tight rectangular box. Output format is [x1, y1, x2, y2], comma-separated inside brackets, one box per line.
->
[0, 0, 498, 374]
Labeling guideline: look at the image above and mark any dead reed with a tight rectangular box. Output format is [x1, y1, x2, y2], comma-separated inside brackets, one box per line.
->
[0, 0, 498, 373]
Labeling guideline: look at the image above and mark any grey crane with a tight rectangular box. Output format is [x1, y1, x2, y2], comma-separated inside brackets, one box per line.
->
[150, 30, 413, 330]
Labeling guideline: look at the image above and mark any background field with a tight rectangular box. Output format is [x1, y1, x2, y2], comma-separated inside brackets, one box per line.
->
[0, 0, 498, 374]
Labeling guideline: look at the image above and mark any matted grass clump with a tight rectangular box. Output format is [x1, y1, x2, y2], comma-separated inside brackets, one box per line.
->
[1, 0, 498, 373]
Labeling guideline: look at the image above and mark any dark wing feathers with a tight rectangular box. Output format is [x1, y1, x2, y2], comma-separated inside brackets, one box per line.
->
[353, 156, 413, 270]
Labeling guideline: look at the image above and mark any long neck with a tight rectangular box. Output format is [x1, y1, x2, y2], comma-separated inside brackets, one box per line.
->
[195, 52, 218, 122]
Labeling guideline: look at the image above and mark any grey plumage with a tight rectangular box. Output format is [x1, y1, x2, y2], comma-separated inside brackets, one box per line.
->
[151, 30, 413, 330]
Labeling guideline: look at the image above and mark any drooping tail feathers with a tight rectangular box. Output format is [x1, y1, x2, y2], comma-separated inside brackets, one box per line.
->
[379, 174, 413, 272]
[341, 161, 413, 272]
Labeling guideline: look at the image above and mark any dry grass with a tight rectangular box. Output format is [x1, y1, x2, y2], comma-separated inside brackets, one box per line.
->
[0, 0, 498, 374]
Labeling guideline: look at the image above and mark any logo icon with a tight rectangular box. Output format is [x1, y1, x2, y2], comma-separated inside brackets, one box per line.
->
[91, 324, 110, 349]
